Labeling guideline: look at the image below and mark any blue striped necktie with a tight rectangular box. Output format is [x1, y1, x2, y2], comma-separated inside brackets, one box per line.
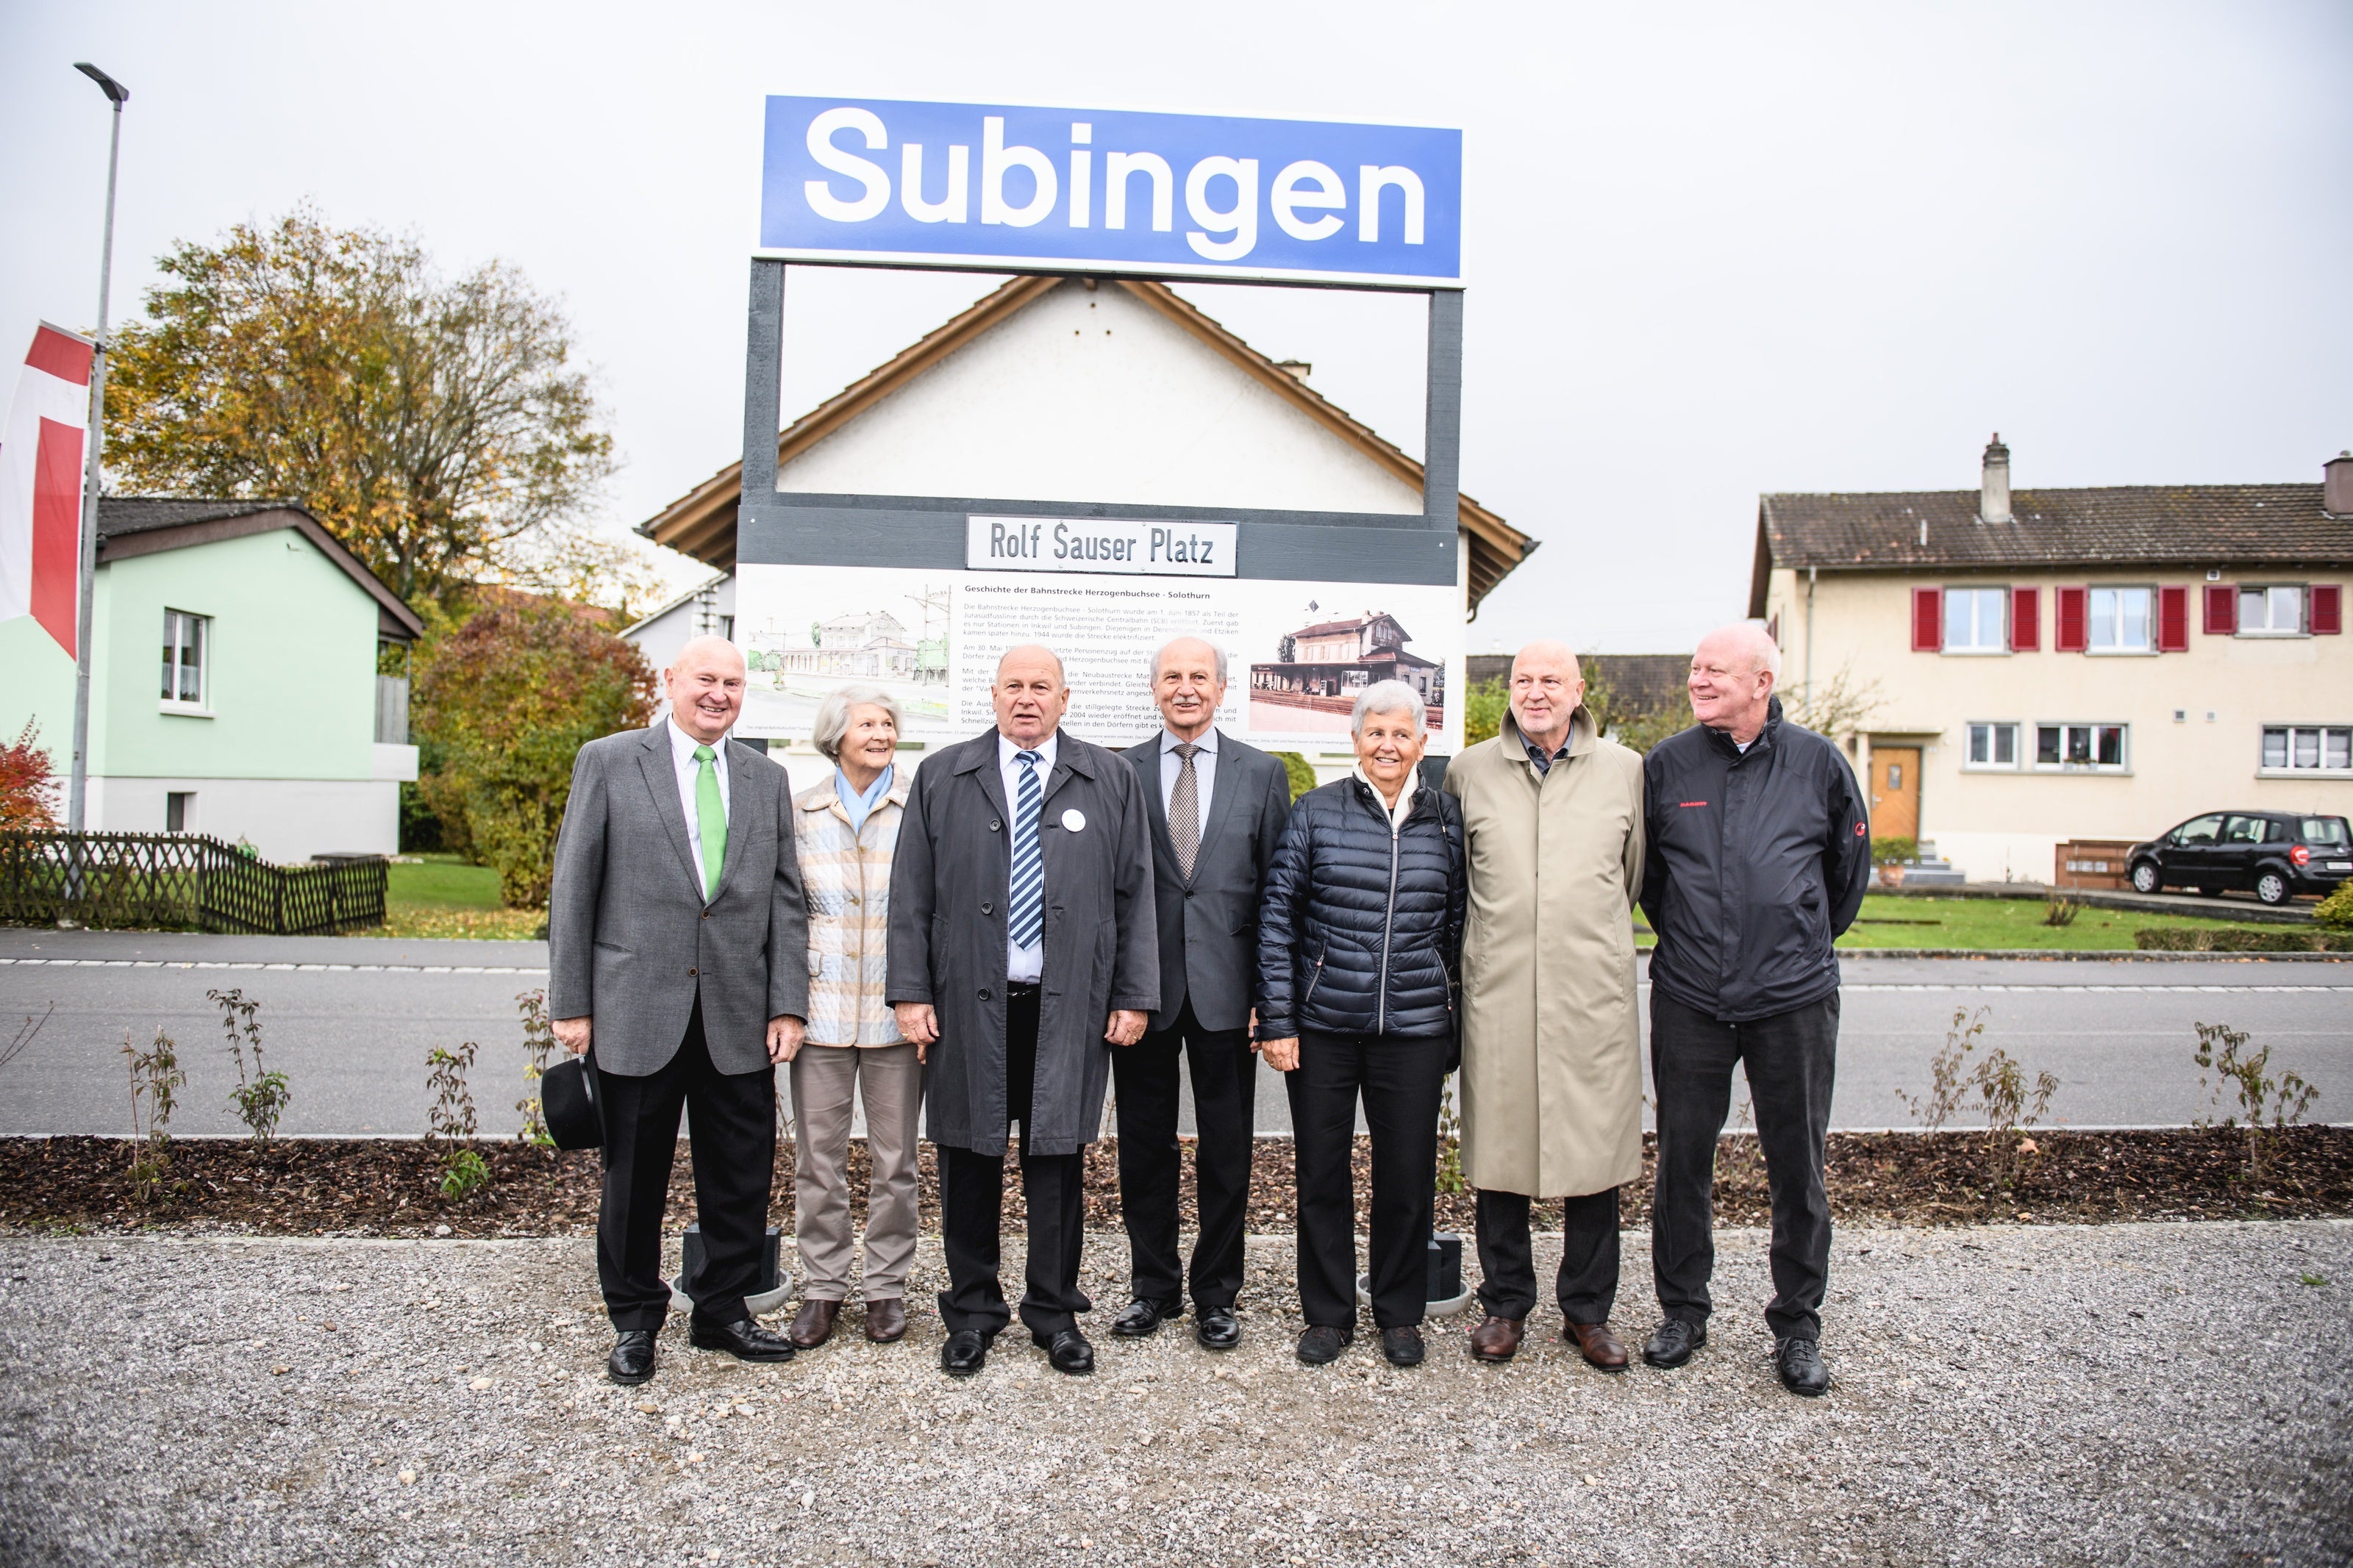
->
[1009, 750, 1044, 951]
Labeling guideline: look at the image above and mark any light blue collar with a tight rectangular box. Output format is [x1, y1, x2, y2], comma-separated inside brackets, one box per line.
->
[835, 765, 893, 835]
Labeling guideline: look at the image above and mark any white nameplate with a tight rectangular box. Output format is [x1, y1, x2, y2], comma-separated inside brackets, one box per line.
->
[967, 515, 1238, 578]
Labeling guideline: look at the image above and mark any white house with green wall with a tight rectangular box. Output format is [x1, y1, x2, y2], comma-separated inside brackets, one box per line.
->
[0, 498, 424, 859]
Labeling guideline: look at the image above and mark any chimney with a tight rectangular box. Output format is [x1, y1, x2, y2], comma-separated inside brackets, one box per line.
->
[2327, 451, 2353, 517]
[1978, 432, 2012, 524]
[1275, 359, 1313, 382]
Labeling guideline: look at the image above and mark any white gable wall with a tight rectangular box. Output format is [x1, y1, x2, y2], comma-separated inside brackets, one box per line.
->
[777, 280, 1424, 515]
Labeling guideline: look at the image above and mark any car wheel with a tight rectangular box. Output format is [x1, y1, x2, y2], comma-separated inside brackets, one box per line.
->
[2129, 862, 2161, 894]
[2255, 870, 2290, 906]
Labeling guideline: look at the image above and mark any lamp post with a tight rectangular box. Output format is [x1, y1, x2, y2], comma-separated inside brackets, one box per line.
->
[67, 62, 128, 836]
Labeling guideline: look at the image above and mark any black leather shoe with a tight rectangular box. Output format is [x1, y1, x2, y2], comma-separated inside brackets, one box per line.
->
[1110, 1299, 1177, 1338]
[1295, 1325, 1352, 1365]
[941, 1328, 991, 1378]
[1032, 1328, 1096, 1375]
[1195, 1306, 1241, 1350]
[1643, 1318, 1707, 1369]
[606, 1330, 657, 1386]
[688, 1318, 795, 1364]
[1775, 1335, 1829, 1397]
[1381, 1325, 1426, 1367]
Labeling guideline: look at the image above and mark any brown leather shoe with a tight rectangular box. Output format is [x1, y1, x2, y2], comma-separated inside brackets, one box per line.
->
[787, 1298, 838, 1349]
[1565, 1320, 1629, 1372]
[1467, 1314, 1524, 1363]
[863, 1297, 907, 1344]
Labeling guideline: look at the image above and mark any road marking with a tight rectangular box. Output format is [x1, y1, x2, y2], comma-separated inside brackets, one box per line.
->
[0, 958, 548, 975]
[1636, 979, 2349, 994]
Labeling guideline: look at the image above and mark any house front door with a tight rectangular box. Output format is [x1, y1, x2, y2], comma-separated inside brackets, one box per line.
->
[1871, 746, 1921, 841]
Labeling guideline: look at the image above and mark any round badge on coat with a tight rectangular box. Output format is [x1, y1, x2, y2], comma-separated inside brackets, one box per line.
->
[1060, 808, 1087, 832]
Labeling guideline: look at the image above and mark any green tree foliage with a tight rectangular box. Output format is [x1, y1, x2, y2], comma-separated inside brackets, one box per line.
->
[105, 206, 616, 612]
[1462, 659, 1688, 753]
[411, 593, 655, 907]
[1462, 677, 1507, 747]
[1269, 751, 1318, 801]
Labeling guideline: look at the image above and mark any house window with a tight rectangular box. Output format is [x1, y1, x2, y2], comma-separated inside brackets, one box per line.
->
[2086, 587, 2151, 653]
[1943, 588, 2007, 653]
[2035, 722, 2129, 772]
[2238, 586, 2305, 636]
[160, 609, 210, 712]
[1965, 722, 2020, 768]
[165, 792, 193, 833]
[2260, 726, 2352, 774]
[718, 615, 735, 642]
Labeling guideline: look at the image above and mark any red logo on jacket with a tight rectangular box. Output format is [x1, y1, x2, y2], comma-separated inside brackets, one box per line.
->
[1678, 801, 1708, 809]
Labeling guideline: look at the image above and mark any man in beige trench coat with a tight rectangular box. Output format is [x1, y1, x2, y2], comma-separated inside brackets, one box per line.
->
[1443, 640, 1646, 1370]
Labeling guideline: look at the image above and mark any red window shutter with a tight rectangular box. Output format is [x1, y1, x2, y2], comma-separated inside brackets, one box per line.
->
[1911, 587, 1942, 652]
[2203, 583, 2235, 636]
[2157, 585, 2190, 652]
[2315, 584, 2343, 635]
[2055, 587, 2088, 652]
[2010, 586, 2039, 651]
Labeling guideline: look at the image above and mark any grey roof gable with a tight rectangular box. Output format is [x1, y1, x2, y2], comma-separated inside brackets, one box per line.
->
[1758, 483, 2352, 576]
[95, 497, 425, 641]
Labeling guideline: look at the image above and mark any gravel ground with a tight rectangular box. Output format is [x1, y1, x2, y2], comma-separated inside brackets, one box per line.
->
[1, 1223, 2347, 1567]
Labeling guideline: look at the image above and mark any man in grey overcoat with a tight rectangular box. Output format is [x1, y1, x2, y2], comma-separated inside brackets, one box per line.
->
[550, 634, 810, 1386]
[889, 643, 1159, 1378]
[1112, 636, 1292, 1350]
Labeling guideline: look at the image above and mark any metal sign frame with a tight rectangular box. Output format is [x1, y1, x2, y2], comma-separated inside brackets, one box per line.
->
[736, 258, 1463, 590]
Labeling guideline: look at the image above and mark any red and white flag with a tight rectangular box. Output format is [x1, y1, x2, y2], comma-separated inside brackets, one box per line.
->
[0, 323, 97, 657]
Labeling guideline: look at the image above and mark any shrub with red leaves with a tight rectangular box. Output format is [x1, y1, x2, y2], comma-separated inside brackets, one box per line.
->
[0, 720, 60, 832]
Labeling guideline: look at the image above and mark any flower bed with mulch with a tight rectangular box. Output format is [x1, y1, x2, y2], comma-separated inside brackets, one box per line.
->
[3, 1127, 2346, 1239]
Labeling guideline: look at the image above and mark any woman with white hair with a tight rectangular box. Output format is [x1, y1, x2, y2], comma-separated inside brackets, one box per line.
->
[1255, 679, 1465, 1369]
[779, 684, 920, 1349]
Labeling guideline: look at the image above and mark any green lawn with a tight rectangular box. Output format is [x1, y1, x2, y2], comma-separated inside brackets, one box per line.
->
[1633, 893, 2293, 952]
[377, 854, 543, 940]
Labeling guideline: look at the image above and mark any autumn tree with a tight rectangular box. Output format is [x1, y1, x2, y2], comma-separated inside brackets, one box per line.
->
[105, 207, 615, 609]
[410, 594, 655, 907]
[0, 721, 60, 831]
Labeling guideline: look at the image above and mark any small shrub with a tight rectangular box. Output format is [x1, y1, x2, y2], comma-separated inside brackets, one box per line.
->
[1896, 1006, 2055, 1183]
[2193, 1020, 2318, 1181]
[1461, 677, 1507, 748]
[1896, 1006, 1987, 1131]
[121, 1028, 185, 1203]
[1269, 751, 1318, 803]
[515, 988, 556, 1147]
[0, 720, 60, 831]
[426, 1040, 489, 1200]
[1870, 836, 1918, 867]
[209, 987, 290, 1145]
[2313, 883, 2353, 933]
[2042, 898, 2083, 928]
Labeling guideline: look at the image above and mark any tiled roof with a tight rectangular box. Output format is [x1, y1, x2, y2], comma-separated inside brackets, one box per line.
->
[96, 497, 302, 537]
[1759, 484, 2352, 573]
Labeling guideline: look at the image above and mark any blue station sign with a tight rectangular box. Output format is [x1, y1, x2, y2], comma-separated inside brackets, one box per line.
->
[760, 96, 1461, 287]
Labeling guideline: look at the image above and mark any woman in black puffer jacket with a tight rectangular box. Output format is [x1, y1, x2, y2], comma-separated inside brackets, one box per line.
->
[1257, 680, 1465, 1369]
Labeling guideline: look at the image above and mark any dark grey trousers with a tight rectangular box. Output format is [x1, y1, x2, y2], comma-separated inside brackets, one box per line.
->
[1649, 989, 1839, 1342]
[1475, 1186, 1621, 1325]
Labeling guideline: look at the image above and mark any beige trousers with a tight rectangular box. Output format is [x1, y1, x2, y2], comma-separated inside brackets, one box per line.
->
[788, 1041, 924, 1301]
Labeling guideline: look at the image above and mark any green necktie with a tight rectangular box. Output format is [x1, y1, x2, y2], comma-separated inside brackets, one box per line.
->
[693, 743, 726, 900]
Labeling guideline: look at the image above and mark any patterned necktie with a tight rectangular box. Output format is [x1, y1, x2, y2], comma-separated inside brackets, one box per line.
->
[1169, 742, 1202, 879]
[1008, 750, 1044, 950]
[693, 744, 726, 901]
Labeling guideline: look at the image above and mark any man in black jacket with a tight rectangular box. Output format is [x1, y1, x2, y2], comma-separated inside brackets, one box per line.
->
[1638, 623, 1870, 1397]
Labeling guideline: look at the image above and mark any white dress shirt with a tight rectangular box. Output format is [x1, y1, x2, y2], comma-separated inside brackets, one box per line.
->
[667, 719, 733, 892]
[1157, 725, 1219, 844]
[998, 730, 1058, 984]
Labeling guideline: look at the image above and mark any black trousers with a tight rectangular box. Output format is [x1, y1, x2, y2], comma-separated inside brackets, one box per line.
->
[594, 997, 776, 1333]
[1286, 1030, 1449, 1331]
[1649, 989, 1839, 1342]
[1113, 995, 1257, 1312]
[1474, 1186, 1621, 1325]
[937, 986, 1091, 1338]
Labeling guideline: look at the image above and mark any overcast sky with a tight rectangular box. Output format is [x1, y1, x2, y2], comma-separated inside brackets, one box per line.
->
[4, 0, 2347, 654]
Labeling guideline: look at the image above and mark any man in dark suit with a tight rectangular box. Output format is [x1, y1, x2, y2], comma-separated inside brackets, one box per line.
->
[1113, 637, 1293, 1349]
[549, 635, 809, 1386]
[888, 643, 1159, 1378]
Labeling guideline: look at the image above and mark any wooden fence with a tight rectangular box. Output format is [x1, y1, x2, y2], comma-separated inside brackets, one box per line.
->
[0, 831, 387, 935]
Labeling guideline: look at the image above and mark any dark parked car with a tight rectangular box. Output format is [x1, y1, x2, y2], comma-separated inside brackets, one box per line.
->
[2128, 812, 2353, 906]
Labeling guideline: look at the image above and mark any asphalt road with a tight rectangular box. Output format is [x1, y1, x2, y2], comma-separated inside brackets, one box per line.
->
[1, 930, 2346, 1139]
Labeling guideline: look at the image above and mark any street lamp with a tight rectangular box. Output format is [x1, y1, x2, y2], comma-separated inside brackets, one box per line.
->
[67, 62, 128, 836]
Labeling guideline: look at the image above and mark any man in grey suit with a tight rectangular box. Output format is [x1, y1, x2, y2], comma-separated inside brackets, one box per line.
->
[550, 634, 810, 1386]
[889, 644, 1159, 1379]
[1112, 637, 1293, 1349]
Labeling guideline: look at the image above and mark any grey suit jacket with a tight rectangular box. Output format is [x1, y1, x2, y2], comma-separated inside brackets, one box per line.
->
[885, 727, 1158, 1156]
[1122, 730, 1293, 1034]
[548, 723, 810, 1077]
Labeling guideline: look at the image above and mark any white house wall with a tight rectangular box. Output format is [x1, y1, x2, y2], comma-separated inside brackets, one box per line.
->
[89, 776, 401, 860]
[776, 281, 1426, 516]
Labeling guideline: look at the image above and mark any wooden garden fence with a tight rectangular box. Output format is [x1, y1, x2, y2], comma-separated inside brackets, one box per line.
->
[0, 831, 387, 935]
